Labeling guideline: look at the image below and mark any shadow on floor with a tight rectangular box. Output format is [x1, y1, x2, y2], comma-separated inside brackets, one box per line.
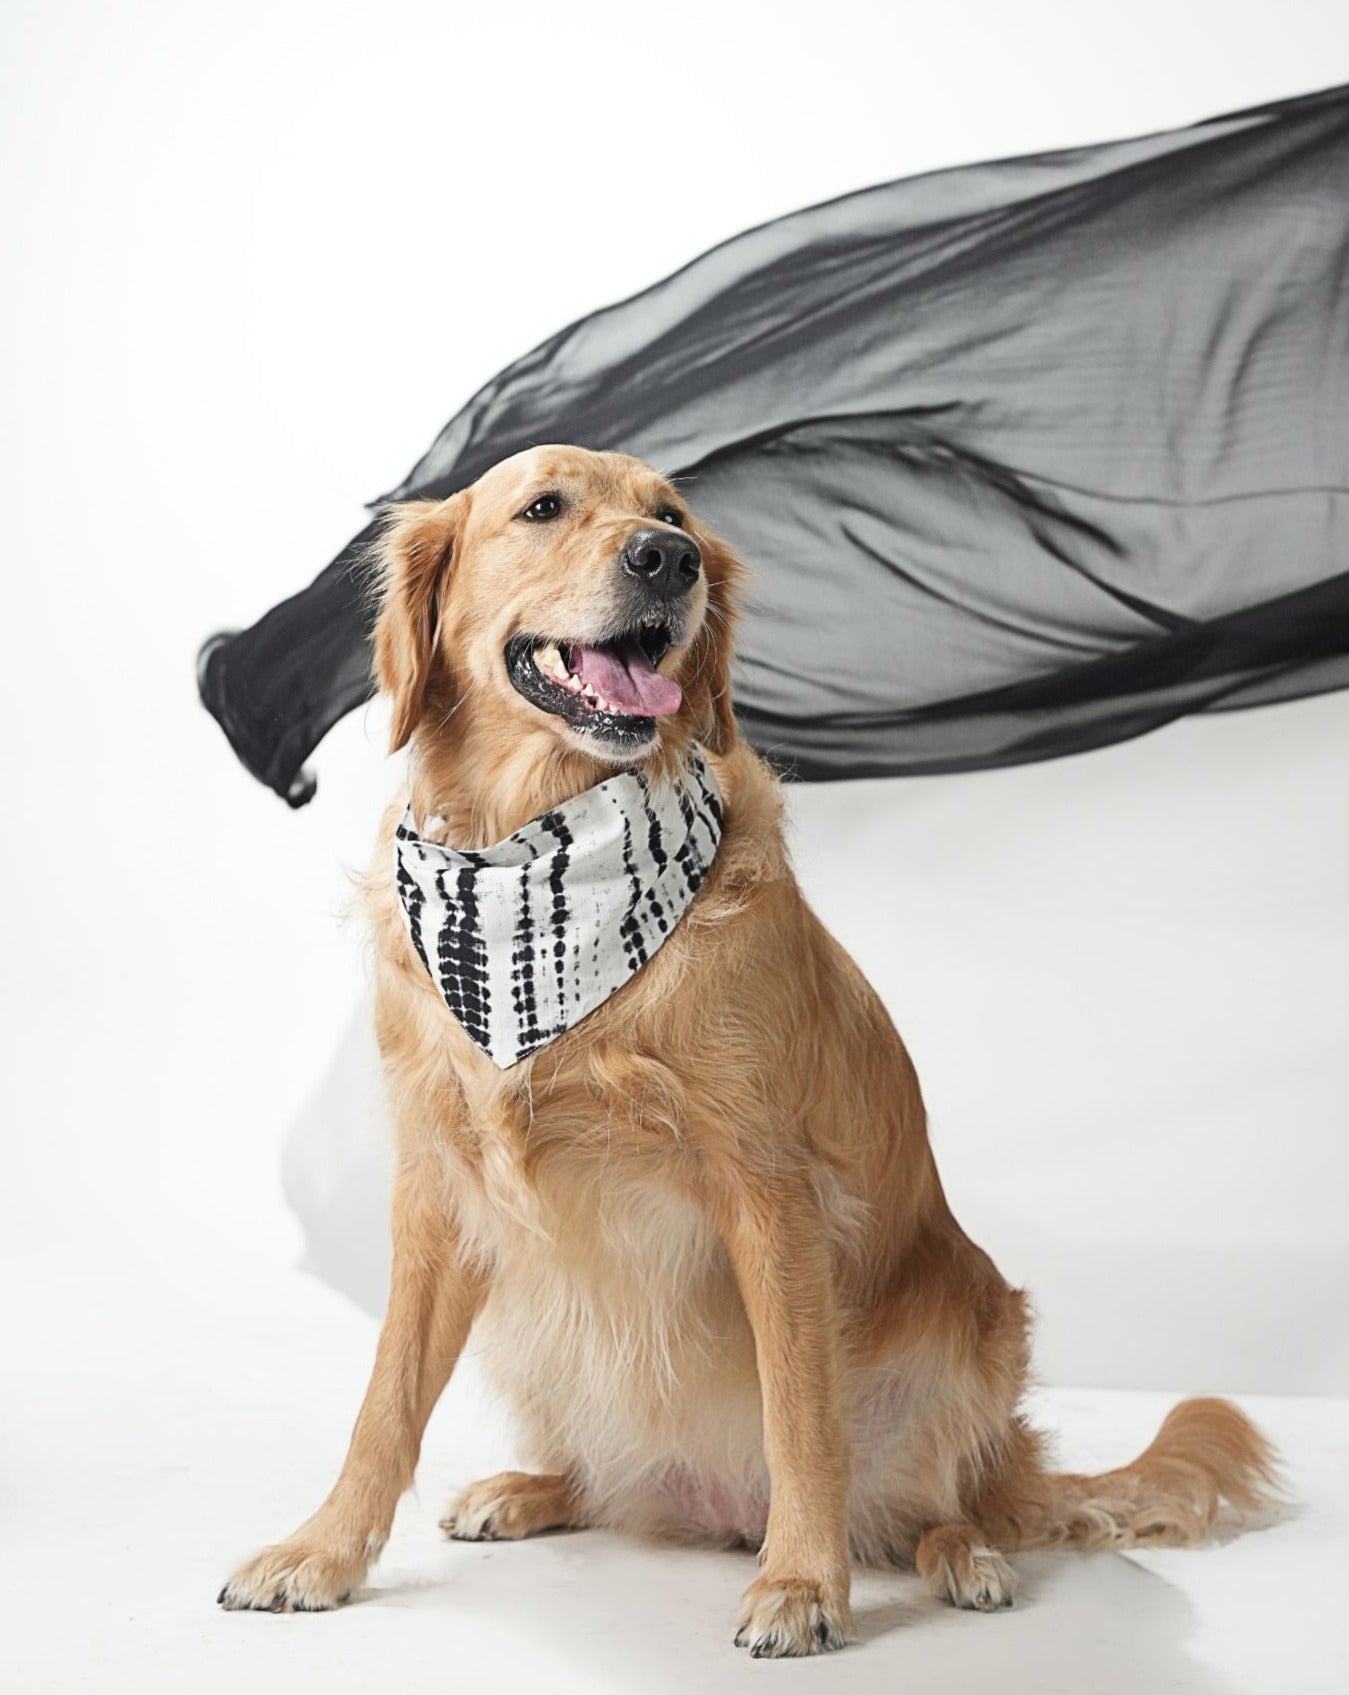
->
[374, 1529, 1233, 1695]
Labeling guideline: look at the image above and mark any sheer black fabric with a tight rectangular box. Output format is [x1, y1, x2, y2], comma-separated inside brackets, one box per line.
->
[198, 84, 1349, 806]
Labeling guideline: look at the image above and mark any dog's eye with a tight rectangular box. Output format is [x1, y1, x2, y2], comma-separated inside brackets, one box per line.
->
[655, 507, 685, 529]
[519, 493, 564, 522]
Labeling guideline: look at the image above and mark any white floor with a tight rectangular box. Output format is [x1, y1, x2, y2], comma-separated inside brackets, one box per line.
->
[5, 1226, 1344, 1695]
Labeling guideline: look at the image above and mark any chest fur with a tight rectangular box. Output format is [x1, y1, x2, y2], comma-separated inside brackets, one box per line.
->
[453, 1103, 752, 1457]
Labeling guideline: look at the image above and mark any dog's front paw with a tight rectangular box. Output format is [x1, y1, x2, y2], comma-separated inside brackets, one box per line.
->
[734, 1573, 850, 1658]
[217, 1537, 369, 1613]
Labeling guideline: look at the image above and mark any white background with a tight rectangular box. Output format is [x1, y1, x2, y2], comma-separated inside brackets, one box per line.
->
[2, 4, 1347, 1691]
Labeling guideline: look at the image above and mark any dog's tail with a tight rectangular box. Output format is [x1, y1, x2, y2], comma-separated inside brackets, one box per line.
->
[1007, 1396, 1281, 1552]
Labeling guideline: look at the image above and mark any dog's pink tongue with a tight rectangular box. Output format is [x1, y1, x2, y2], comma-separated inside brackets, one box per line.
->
[570, 638, 682, 716]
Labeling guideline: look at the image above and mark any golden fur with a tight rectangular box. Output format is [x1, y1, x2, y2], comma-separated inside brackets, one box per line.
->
[220, 446, 1279, 1655]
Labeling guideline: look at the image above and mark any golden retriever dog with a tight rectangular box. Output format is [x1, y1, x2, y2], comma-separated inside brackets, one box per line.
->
[219, 445, 1277, 1655]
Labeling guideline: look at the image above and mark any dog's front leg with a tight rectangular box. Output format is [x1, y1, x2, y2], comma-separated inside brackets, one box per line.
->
[717, 1176, 852, 1657]
[219, 1159, 486, 1612]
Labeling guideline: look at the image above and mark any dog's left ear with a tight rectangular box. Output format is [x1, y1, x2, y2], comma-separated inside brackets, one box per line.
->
[372, 493, 467, 753]
[685, 529, 746, 755]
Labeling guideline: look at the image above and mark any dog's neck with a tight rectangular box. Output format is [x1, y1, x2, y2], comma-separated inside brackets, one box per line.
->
[407, 712, 694, 851]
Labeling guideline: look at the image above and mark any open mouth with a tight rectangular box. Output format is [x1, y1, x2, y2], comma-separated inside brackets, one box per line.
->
[505, 619, 682, 750]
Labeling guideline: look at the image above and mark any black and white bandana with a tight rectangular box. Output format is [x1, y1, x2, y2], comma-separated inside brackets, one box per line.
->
[394, 746, 724, 1067]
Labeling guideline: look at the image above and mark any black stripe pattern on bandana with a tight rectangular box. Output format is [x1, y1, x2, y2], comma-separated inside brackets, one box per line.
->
[393, 746, 724, 1067]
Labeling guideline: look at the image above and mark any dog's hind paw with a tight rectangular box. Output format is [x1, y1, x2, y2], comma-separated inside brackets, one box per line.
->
[440, 1470, 579, 1542]
[919, 1528, 1016, 1613]
[955, 1547, 1016, 1612]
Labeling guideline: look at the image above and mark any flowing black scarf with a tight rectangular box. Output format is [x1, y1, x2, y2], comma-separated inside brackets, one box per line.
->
[197, 84, 1349, 807]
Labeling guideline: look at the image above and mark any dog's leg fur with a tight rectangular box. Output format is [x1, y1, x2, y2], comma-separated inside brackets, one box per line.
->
[442, 1471, 582, 1542]
[717, 1176, 852, 1658]
[219, 1160, 485, 1611]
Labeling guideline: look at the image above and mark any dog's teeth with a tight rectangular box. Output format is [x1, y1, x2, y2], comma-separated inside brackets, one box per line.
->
[536, 642, 574, 687]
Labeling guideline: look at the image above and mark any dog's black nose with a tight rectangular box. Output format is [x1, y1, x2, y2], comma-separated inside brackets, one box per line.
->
[621, 526, 701, 596]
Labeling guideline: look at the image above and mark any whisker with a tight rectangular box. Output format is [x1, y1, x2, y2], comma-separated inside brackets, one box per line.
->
[434, 679, 477, 731]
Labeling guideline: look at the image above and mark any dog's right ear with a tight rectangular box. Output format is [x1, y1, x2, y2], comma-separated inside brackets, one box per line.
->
[372, 494, 467, 753]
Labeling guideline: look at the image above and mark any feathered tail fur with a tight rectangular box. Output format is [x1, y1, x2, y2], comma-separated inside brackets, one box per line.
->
[1002, 1396, 1281, 1553]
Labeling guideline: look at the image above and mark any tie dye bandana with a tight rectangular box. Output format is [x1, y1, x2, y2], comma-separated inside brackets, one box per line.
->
[393, 747, 724, 1067]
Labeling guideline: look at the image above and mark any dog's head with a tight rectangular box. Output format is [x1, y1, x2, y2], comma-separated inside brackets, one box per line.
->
[372, 446, 742, 779]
